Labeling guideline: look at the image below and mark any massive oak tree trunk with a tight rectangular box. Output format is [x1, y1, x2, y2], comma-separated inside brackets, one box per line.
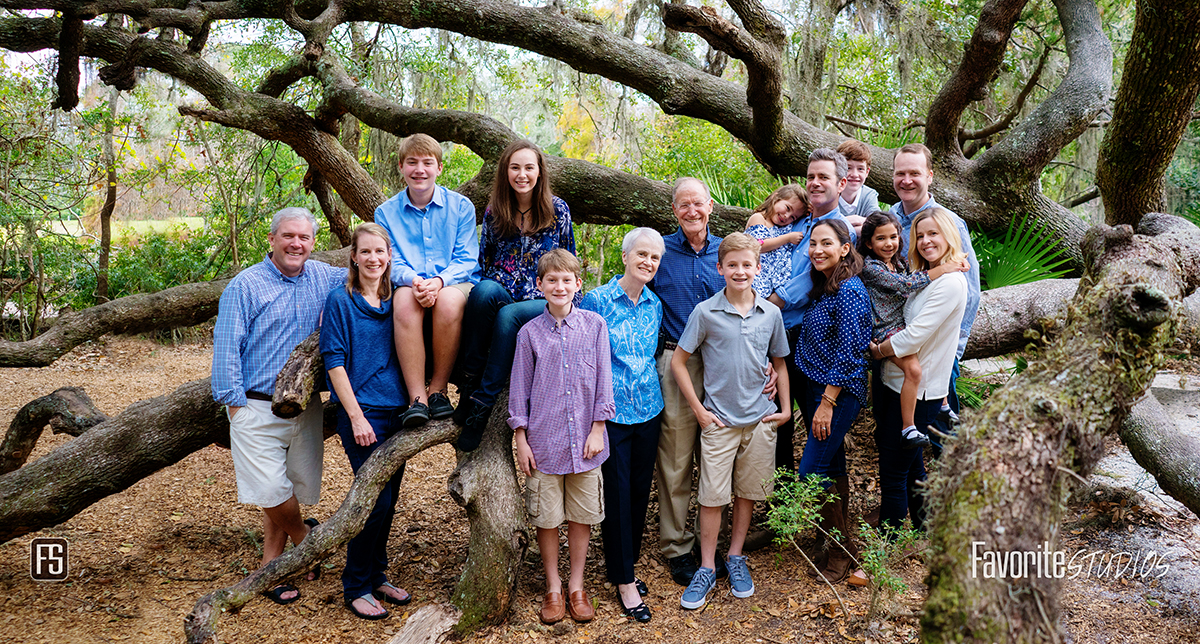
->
[1097, 0, 1200, 226]
[922, 213, 1200, 643]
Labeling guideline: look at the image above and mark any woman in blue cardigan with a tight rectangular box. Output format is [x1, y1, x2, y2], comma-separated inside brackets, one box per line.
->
[320, 223, 412, 620]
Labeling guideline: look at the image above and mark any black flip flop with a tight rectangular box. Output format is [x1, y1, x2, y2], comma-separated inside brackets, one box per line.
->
[372, 582, 412, 606]
[345, 593, 389, 620]
[263, 584, 301, 605]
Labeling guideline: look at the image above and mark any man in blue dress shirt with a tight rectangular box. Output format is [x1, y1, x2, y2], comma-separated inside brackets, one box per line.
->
[212, 207, 347, 604]
[374, 134, 482, 427]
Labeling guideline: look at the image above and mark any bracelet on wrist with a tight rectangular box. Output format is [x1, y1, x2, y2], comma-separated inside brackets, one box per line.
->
[821, 393, 838, 407]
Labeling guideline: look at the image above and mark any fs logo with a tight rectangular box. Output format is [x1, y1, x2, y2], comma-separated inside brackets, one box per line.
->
[30, 537, 69, 581]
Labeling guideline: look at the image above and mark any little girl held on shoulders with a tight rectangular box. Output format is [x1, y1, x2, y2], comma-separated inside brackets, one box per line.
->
[857, 211, 967, 449]
[744, 184, 810, 299]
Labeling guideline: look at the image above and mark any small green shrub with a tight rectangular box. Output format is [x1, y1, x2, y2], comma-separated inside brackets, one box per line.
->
[974, 214, 1072, 289]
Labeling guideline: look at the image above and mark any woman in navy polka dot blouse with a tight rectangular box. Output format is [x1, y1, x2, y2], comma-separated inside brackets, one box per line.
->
[794, 219, 872, 585]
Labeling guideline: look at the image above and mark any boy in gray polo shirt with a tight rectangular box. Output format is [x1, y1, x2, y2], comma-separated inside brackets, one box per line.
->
[671, 232, 792, 609]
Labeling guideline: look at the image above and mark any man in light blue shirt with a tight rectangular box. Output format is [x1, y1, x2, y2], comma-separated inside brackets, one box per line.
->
[212, 207, 346, 605]
[890, 143, 982, 420]
[374, 134, 481, 427]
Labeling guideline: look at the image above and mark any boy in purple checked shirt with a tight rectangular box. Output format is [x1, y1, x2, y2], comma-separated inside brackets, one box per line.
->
[509, 249, 615, 626]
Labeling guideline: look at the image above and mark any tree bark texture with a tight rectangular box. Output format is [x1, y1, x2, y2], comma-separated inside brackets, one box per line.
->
[0, 379, 226, 545]
[921, 213, 1200, 644]
[96, 86, 118, 303]
[184, 419, 460, 644]
[271, 329, 324, 419]
[0, 387, 107, 476]
[447, 389, 528, 632]
[1096, 0, 1200, 226]
[1119, 391, 1200, 518]
[0, 0, 1113, 261]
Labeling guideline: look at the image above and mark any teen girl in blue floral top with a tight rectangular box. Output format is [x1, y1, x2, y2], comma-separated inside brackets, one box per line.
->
[456, 140, 576, 451]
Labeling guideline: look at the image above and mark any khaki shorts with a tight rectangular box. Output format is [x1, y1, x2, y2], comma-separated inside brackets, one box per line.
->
[526, 467, 605, 529]
[228, 398, 324, 508]
[697, 419, 778, 507]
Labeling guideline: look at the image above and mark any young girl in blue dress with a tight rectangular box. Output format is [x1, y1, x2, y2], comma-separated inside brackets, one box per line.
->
[744, 184, 809, 299]
[856, 211, 967, 449]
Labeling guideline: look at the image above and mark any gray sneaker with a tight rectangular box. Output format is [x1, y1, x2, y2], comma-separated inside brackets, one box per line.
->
[680, 566, 716, 610]
[726, 554, 755, 598]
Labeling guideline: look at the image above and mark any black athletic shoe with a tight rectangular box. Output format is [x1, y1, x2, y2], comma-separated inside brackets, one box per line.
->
[455, 403, 493, 452]
[427, 392, 454, 420]
[667, 553, 699, 586]
[399, 401, 430, 428]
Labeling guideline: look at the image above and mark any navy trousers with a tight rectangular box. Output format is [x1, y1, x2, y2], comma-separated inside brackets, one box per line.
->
[873, 375, 940, 534]
[600, 417, 661, 586]
[336, 406, 406, 602]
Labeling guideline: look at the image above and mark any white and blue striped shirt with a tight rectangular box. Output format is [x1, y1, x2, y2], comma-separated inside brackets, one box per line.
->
[211, 255, 347, 407]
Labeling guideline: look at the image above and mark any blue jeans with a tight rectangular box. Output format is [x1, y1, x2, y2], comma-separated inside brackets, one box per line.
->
[873, 376, 937, 534]
[459, 279, 545, 408]
[601, 416, 662, 585]
[796, 379, 862, 489]
[336, 406, 406, 602]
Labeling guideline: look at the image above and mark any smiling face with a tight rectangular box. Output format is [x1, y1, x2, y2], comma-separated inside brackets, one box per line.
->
[893, 151, 933, 213]
[717, 248, 760, 295]
[401, 153, 443, 195]
[507, 147, 540, 198]
[268, 217, 316, 277]
[537, 270, 583, 309]
[808, 223, 850, 276]
[866, 222, 900, 264]
[806, 159, 847, 215]
[770, 197, 807, 228]
[844, 159, 869, 197]
[353, 231, 391, 285]
[914, 217, 948, 267]
[672, 181, 713, 240]
[622, 236, 662, 287]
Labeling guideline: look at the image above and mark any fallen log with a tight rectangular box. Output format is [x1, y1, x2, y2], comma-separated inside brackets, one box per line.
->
[922, 213, 1200, 643]
[184, 419, 459, 644]
[1120, 391, 1200, 517]
[0, 387, 108, 476]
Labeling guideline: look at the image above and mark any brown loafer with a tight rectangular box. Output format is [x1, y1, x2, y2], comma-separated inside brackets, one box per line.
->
[540, 591, 566, 624]
[567, 589, 594, 622]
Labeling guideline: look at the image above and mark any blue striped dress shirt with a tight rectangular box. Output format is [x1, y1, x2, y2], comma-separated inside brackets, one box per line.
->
[211, 255, 347, 407]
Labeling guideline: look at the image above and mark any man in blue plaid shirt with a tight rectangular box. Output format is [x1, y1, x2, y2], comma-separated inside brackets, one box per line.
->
[211, 207, 347, 605]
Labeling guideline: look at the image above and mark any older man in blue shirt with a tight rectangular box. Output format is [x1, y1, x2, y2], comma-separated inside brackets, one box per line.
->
[647, 178, 724, 586]
[212, 207, 347, 605]
[375, 134, 481, 427]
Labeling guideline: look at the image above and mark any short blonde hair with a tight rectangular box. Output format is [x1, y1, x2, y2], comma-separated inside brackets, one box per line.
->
[397, 133, 443, 166]
[718, 232, 761, 264]
[537, 248, 582, 279]
[909, 208, 967, 271]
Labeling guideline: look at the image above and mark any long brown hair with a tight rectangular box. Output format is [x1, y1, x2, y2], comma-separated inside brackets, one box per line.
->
[752, 184, 809, 224]
[346, 223, 393, 302]
[808, 219, 863, 300]
[489, 140, 555, 238]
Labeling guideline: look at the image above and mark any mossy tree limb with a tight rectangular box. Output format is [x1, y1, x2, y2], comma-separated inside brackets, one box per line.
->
[922, 213, 1200, 643]
[448, 389, 528, 632]
[184, 419, 459, 644]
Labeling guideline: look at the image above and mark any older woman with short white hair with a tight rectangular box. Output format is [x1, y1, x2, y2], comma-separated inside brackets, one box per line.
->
[580, 227, 665, 623]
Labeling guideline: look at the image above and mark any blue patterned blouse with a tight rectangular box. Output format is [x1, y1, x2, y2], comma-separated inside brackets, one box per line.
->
[795, 275, 872, 405]
[746, 221, 797, 298]
[580, 276, 665, 425]
[480, 196, 575, 301]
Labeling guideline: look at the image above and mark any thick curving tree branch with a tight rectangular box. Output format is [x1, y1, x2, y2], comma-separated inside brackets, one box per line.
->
[1096, 0, 1200, 227]
[0, 387, 108, 476]
[922, 213, 1200, 643]
[924, 0, 1028, 160]
[975, 0, 1112, 184]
